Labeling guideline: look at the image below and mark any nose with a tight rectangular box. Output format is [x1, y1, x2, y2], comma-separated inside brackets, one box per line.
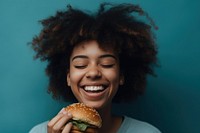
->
[85, 65, 101, 79]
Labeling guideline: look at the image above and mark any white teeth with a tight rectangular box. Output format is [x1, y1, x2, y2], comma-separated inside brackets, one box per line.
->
[84, 86, 104, 91]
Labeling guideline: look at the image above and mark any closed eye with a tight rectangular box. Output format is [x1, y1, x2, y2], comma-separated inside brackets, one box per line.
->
[74, 65, 87, 69]
[101, 64, 115, 68]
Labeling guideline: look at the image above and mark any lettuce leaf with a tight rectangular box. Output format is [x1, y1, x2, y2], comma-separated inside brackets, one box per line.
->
[71, 120, 90, 131]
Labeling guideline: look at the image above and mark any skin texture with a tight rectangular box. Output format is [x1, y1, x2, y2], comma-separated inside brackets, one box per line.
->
[47, 40, 124, 133]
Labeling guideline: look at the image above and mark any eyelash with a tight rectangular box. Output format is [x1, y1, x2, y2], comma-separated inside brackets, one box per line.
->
[101, 64, 115, 68]
[74, 64, 115, 69]
[74, 65, 87, 69]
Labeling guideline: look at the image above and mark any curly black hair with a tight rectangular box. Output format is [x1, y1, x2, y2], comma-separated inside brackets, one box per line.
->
[30, 3, 158, 103]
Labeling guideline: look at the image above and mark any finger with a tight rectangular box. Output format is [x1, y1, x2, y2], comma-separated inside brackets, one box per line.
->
[53, 112, 72, 130]
[47, 108, 68, 133]
[58, 108, 65, 114]
[48, 112, 65, 128]
[62, 122, 73, 133]
[48, 115, 64, 133]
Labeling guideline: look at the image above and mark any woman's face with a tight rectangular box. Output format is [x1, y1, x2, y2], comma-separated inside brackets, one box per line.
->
[67, 40, 123, 110]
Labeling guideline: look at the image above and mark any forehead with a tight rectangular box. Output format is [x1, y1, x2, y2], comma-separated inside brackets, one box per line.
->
[72, 40, 116, 55]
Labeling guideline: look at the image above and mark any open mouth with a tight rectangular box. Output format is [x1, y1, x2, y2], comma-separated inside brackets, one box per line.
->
[82, 85, 107, 93]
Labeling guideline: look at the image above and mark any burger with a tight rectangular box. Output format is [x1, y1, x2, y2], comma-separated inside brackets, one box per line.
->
[65, 103, 102, 133]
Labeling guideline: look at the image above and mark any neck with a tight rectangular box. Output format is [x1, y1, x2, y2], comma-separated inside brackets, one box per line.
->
[98, 104, 122, 133]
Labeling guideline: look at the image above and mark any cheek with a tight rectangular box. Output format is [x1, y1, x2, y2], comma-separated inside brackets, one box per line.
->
[69, 69, 84, 84]
[103, 70, 120, 83]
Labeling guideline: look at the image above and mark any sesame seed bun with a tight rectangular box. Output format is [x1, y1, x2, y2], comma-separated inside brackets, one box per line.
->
[65, 103, 102, 129]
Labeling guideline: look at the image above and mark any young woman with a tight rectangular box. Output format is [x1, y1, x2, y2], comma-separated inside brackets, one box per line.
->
[29, 3, 161, 133]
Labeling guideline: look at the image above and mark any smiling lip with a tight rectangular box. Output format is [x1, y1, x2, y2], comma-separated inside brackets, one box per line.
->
[80, 84, 108, 99]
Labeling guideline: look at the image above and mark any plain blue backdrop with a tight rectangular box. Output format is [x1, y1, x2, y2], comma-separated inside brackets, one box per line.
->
[0, 0, 200, 133]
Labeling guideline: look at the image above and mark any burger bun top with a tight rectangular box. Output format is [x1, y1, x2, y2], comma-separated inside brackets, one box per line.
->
[65, 103, 102, 128]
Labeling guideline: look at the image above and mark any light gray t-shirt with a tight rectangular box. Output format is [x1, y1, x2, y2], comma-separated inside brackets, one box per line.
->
[117, 116, 161, 133]
[29, 116, 161, 133]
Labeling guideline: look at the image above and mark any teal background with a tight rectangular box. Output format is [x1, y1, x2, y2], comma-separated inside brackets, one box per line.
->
[0, 0, 200, 133]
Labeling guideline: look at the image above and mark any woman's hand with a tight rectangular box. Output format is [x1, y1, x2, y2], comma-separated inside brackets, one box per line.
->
[47, 108, 73, 133]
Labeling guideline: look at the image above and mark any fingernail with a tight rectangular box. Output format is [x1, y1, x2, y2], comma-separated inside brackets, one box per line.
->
[62, 111, 67, 115]
[59, 108, 65, 114]
[67, 112, 72, 117]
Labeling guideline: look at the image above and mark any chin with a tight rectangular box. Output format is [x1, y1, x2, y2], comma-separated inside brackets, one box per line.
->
[82, 100, 112, 111]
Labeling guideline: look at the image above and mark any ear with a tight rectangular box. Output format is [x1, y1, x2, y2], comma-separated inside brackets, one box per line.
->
[119, 74, 124, 85]
[67, 72, 71, 86]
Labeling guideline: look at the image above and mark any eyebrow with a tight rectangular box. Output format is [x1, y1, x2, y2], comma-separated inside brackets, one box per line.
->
[71, 54, 117, 61]
[71, 55, 88, 61]
[99, 54, 117, 60]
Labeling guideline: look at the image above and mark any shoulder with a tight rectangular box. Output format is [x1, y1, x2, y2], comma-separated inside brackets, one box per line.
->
[29, 121, 48, 133]
[118, 116, 161, 133]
